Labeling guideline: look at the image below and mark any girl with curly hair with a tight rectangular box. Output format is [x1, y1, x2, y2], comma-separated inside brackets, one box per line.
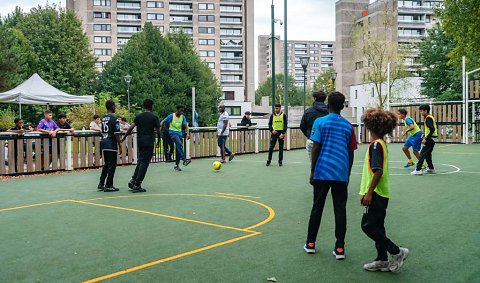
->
[360, 108, 409, 273]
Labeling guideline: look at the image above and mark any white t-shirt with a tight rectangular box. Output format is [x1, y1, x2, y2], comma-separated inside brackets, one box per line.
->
[89, 121, 101, 131]
[217, 111, 230, 136]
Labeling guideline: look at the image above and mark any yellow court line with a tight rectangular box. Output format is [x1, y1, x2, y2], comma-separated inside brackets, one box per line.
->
[72, 200, 251, 233]
[214, 192, 260, 199]
[440, 151, 480, 155]
[0, 200, 72, 212]
[82, 232, 260, 283]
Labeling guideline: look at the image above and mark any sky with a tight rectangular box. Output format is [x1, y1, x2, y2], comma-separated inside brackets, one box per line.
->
[0, 0, 336, 86]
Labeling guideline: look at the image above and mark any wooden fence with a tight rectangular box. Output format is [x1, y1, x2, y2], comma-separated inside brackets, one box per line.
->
[360, 103, 464, 144]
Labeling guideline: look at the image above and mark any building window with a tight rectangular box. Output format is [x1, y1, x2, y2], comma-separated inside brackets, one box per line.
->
[93, 24, 111, 31]
[170, 4, 192, 11]
[117, 1, 141, 9]
[220, 5, 241, 12]
[170, 27, 193, 34]
[354, 90, 358, 99]
[147, 13, 164, 20]
[94, 0, 111, 6]
[117, 13, 141, 21]
[207, 62, 215, 69]
[94, 48, 112, 56]
[199, 15, 215, 22]
[94, 36, 112, 43]
[199, 39, 215, 45]
[199, 50, 215, 57]
[223, 91, 235, 100]
[220, 28, 242, 36]
[93, 12, 111, 19]
[117, 38, 129, 46]
[220, 17, 242, 24]
[221, 63, 242, 71]
[199, 3, 215, 10]
[117, 25, 141, 33]
[220, 39, 242, 47]
[225, 106, 241, 116]
[221, 51, 242, 59]
[147, 1, 164, 8]
[355, 61, 363, 70]
[95, 61, 108, 68]
[199, 27, 215, 34]
[295, 43, 307, 48]
[221, 75, 242, 83]
[371, 88, 375, 97]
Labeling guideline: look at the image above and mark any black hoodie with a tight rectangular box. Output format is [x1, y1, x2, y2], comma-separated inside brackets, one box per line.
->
[300, 101, 329, 138]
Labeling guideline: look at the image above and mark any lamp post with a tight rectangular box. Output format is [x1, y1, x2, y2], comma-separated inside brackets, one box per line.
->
[271, 0, 276, 113]
[300, 56, 310, 112]
[331, 71, 337, 92]
[124, 75, 132, 119]
[283, 0, 288, 118]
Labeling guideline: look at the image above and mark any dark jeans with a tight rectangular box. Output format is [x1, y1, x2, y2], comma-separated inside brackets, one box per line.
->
[268, 132, 285, 162]
[306, 180, 348, 248]
[361, 192, 400, 261]
[217, 136, 232, 160]
[99, 150, 117, 187]
[162, 131, 174, 160]
[416, 138, 436, 170]
[132, 146, 154, 185]
[171, 134, 185, 166]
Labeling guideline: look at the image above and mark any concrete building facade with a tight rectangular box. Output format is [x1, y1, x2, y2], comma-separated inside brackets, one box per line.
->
[335, 0, 443, 119]
[66, 0, 255, 119]
[257, 35, 334, 88]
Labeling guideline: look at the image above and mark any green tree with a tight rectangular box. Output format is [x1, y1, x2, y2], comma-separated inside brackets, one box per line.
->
[255, 74, 303, 106]
[96, 23, 222, 126]
[312, 68, 336, 94]
[418, 24, 461, 100]
[439, 0, 480, 68]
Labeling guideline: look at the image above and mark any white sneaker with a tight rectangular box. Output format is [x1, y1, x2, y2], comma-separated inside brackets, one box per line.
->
[363, 260, 390, 272]
[389, 247, 409, 273]
[410, 170, 423, 175]
[423, 169, 436, 174]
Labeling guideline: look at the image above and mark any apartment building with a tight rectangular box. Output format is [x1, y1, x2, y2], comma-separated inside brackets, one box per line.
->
[257, 35, 334, 88]
[335, 0, 443, 120]
[66, 0, 255, 119]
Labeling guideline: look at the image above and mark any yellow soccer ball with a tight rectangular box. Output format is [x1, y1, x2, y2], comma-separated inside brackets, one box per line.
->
[213, 161, 222, 171]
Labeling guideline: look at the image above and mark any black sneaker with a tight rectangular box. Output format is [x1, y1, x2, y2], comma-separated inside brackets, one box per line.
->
[229, 153, 236, 162]
[131, 185, 146, 193]
[304, 242, 316, 254]
[97, 184, 105, 191]
[128, 179, 135, 190]
[266, 161, 271, 166]
[183, 159, 191, 166]
[279, 161, 283, 167]
[332, 247, 345, 260]
[174, 166, 182, 171]
[104, 186, 119, 192]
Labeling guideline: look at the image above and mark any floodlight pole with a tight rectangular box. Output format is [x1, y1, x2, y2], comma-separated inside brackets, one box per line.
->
[124, 75, 132, 120]
[271, 0, 276, 114]
[283, 0, 288, 118]
[465, 66, 480, 145]
[387, 62, 391, 111]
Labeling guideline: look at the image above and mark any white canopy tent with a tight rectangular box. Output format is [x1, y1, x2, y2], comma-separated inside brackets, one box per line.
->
[0, 73, 95, 117]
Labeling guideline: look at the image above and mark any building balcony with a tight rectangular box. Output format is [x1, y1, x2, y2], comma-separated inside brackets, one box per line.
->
[169, 20, 193, 26]
[398, 6, 436, 14]
[398, 21, 427, 28]
[220, 57, 243, 62]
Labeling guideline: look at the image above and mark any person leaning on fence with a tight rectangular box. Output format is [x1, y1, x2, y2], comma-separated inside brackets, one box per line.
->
[56, 114, 74, 133]
[160, 104, 192, 172]
[300, 91, 329, 161]
[267, 104, 288, 167]
[240, 111, 252, 127]
[98, 100, 122, 192]
[122, 99, 161, 193]
[217, 105, 235, 163]
[37, 110, 59, 170]
[89, 115, 102, 132]
[8, 118, 33, 134]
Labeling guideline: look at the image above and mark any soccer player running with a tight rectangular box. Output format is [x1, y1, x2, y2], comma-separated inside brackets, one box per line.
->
[304, 92, 357, 260]
[300, 91, 329, 161]
[397, 109, 422, 168]
[160, 105, 191, 171]
[217, 105, 235, 163]
[122, 99, 161, 193]
[266, 104, 288, 166]
[98, 100, 122, 192]
[360, 108, 409, 273]
[411, 104, 438, 175]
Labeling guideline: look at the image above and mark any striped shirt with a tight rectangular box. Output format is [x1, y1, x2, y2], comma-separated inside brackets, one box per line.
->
[310, 113, 357, 183]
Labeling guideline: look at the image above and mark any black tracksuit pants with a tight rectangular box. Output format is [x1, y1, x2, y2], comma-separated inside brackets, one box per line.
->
[268, 132, 284, 162]
[307, 180, 348, 248]
[416, 137, 436, 171]
[162, 131, 174, 160]
[361, 192, 400, 261]
[132, 146, 154, 186]
[99, 150, 117, 188]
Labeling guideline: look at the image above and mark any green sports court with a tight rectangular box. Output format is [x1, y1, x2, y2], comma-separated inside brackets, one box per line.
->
[1, 144, 479, 282]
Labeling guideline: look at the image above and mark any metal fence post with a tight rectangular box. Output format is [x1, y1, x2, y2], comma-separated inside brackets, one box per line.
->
[66, 134, 73, 171]
[255, 128, 259, 153]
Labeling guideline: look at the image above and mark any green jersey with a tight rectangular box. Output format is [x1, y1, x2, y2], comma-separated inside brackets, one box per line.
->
[359, 139, 390, 198]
